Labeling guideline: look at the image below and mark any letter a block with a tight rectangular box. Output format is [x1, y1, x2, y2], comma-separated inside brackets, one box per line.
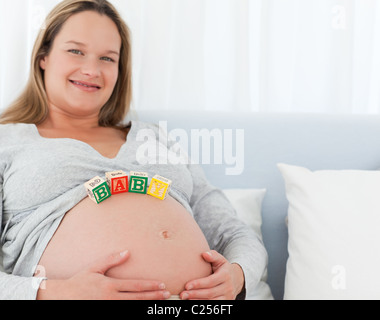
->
[106, 170, 129, 195]
[84, 176, 111, 204]
[147, 175, 172, 200]
[129, 171, 148, 194]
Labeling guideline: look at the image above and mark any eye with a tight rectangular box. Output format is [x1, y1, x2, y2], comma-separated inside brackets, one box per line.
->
[100, 56, 115, 63]
[68, 49, 83, 55]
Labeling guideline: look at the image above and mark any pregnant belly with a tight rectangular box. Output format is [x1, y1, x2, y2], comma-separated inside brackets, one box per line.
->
[37, 193, 212, 295]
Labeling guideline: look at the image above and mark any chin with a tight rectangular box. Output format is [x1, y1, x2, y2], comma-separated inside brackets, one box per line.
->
[65, 102, 105, 117]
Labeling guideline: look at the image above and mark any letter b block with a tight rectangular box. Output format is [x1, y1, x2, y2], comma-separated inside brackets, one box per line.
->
[84, 176, 111, 204]
[147, 175, 172, 200]
[106, 170, 129, 195]
[129, 171, 148, 194]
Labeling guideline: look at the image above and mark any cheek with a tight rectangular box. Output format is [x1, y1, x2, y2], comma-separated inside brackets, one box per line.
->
[104, 66, 119, 90]
[44, 55, 76, 85]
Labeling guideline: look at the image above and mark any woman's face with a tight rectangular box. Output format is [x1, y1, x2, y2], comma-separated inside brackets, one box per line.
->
[40, 11, 121, 119]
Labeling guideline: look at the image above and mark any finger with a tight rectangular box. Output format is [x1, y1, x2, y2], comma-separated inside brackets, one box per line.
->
[115, 279, 167, 293]
[181, 284, 224, 300]
[201, 251, 216, 262]
[89, 250, 130, 275]
[188, 295, 226, 301]
[185, 271, 224, 291]
[185, 251, 227, 291]
[201, 251, 227, 269]
[117, 289, 172, 301]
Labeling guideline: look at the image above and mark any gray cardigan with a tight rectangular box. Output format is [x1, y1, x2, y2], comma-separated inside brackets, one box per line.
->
[0, 121, 267, 300]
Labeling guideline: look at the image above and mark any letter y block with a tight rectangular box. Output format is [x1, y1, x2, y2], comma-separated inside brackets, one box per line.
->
[147, 175, 172, 200]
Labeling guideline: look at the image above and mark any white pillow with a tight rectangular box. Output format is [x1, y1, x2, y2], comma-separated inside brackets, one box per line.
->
[278, 163, 380, 300]
[223, 188, 273, 300]
[223, 189, 266, 240]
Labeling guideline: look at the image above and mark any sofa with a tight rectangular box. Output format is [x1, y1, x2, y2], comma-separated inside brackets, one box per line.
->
[135, 110, 380, 300]
[2, 111, 380, 299]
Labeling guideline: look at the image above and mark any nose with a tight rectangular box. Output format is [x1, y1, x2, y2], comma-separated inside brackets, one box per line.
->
[81, 57, 101, 78]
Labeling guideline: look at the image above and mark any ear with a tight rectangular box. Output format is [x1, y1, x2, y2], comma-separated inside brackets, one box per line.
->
[40, 56, 47, 70]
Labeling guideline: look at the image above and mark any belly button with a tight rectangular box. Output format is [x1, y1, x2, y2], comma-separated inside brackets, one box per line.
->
[160, 230, 171, 240]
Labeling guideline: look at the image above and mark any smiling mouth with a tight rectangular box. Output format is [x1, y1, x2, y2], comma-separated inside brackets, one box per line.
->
[69, 80, 101, 90]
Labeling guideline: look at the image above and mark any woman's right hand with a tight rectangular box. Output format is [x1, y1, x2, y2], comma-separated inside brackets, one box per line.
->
[36, 250, 171, 300]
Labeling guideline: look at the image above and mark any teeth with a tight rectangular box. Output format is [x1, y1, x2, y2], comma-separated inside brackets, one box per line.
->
[74, 81, 90, 87]
[72, 81, 98, 88]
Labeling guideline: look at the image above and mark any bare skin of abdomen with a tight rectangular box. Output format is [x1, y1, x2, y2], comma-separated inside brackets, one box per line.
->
[36, 193, 212, 295]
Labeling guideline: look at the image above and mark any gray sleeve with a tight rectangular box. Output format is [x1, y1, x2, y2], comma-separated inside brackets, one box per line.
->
[0, 167, 44, 300]
[188, 164, 268, 297]
[0, 272, 45, 300]
[0, 170, 3, 248]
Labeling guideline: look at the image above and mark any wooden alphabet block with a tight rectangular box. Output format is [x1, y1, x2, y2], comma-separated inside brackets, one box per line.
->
[147, 175, 172, 200]
[106, 170, 129, 195]
[84, 176, 111, 204]
[129, 171, 148, 194]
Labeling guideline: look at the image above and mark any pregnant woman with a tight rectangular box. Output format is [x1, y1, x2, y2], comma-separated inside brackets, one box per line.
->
[0, 0, 267, 300]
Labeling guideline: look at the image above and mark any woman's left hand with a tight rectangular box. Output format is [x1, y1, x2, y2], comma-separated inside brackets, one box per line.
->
[180, 250, 245, 300]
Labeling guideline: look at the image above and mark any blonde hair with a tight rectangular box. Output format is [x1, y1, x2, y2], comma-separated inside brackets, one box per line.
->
[0, 0, 132, 127]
